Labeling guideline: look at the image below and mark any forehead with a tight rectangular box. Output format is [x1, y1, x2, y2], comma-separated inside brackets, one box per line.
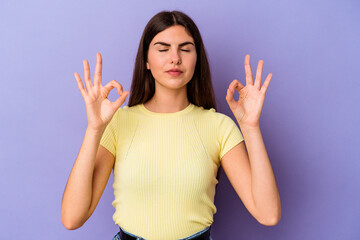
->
[150, 25, 194, 45]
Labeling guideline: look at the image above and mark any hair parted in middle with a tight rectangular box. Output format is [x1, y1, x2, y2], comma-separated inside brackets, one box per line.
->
[127, 10, 217, 110]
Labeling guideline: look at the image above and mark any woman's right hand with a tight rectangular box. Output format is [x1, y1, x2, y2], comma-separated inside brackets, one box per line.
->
[74, 52, 129, 131]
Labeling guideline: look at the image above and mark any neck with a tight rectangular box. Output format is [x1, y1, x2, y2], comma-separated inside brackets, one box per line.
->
[144, 88, 190, 113]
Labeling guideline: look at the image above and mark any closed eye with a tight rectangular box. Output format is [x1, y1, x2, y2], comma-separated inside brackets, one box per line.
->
[158, 49, 191, 52]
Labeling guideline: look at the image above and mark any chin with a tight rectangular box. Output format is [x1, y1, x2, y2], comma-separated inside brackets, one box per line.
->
[158, 79, 189, 89]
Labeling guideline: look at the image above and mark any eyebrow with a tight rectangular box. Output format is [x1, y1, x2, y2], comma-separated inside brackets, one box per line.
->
[153, 41, 195, 47]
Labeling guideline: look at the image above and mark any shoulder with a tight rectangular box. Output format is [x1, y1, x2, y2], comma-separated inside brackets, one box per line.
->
[113, 104, 141, 118]
[191, 104, 236, 126]
[107, 104, 142, 129]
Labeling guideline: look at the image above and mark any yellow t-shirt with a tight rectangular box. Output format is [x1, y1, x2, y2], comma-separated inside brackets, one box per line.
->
[100, 103, 244, 240]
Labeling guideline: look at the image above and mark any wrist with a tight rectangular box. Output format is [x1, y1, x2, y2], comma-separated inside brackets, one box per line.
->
[238, 123, 260, 132]
[86, 125, 106, 135]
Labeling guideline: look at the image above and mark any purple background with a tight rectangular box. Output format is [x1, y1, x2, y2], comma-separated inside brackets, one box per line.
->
[0, 0, 359, 239]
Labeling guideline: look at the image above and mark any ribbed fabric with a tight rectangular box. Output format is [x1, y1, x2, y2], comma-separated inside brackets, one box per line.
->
[100, 103, 244, 240]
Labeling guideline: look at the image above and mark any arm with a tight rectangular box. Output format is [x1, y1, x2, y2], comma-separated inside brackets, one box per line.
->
[221, 129, 281, 226]
[222, 54, 281, 225]
[61, 53, 128, 229]
[61, 131, 114, 229]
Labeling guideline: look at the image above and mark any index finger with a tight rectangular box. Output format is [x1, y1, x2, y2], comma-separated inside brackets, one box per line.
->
[244, 54, 254, 85]
[94, 52, 102, 87]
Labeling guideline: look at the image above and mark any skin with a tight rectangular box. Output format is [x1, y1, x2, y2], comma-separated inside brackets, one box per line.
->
[61, 53, 128, 229]
[222, 55, 281, 225]
[61, 25, 281, 230]
[144, 25, 197, 113]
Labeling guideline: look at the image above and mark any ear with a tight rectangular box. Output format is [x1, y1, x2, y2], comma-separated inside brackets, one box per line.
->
[146, 62, 150, 70]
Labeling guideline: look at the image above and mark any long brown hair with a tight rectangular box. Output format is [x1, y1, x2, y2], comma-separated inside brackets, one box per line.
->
[128, 10, 216, 110]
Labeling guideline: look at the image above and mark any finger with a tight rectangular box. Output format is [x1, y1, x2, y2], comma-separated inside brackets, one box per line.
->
[83, 59, 92, 90]
[233, 80, 245, 101]
[94, 52, 102, 87]
[103, 80, 123, 98]
[229, 79, 245, 95]
[74, 72, 86, 98]
[112, 91, 129, 110]
[254, 60, 264, 90]
[260, 73, 273, 95]
[244, 54, 254, 85]
[233, 79, 245, 92]
[226, 86, 236, 106]
[226, 79, 244, 103]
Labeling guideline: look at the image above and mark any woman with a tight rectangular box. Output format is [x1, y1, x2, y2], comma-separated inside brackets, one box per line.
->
[61, 10, 281, 240]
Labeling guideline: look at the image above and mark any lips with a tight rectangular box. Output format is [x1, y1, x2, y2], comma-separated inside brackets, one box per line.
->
[167, 68, 183, 73]
[167, 71, 182, 76]
[166, 68, 183, 76]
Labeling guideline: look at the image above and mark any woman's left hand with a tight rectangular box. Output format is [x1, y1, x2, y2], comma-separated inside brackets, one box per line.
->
[226, 54, 273, 128]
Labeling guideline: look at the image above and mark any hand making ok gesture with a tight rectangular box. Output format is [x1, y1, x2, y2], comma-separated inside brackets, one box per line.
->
[74, 53, 129, 131]
[226, 54, 273, 127]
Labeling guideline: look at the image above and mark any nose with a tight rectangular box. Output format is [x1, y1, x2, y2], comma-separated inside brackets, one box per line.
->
[170, 49, 182, 65]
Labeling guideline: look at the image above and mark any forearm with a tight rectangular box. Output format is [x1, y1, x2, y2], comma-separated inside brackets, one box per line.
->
[239, 124, 281, 224]
[61, 127, 105, 229]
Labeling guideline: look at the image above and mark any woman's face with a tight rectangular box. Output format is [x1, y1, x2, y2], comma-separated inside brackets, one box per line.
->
[146, 25, 197, 92]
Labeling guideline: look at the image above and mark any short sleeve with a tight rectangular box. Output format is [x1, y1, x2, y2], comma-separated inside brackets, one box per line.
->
[218, 114, 244, 161]
[99, 109, 120, 156]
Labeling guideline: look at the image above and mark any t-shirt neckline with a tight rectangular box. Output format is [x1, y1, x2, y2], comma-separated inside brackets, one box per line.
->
[138, 103, 195, 117]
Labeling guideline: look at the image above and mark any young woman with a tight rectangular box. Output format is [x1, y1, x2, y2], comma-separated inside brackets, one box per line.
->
[61, 10, 281, 240]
